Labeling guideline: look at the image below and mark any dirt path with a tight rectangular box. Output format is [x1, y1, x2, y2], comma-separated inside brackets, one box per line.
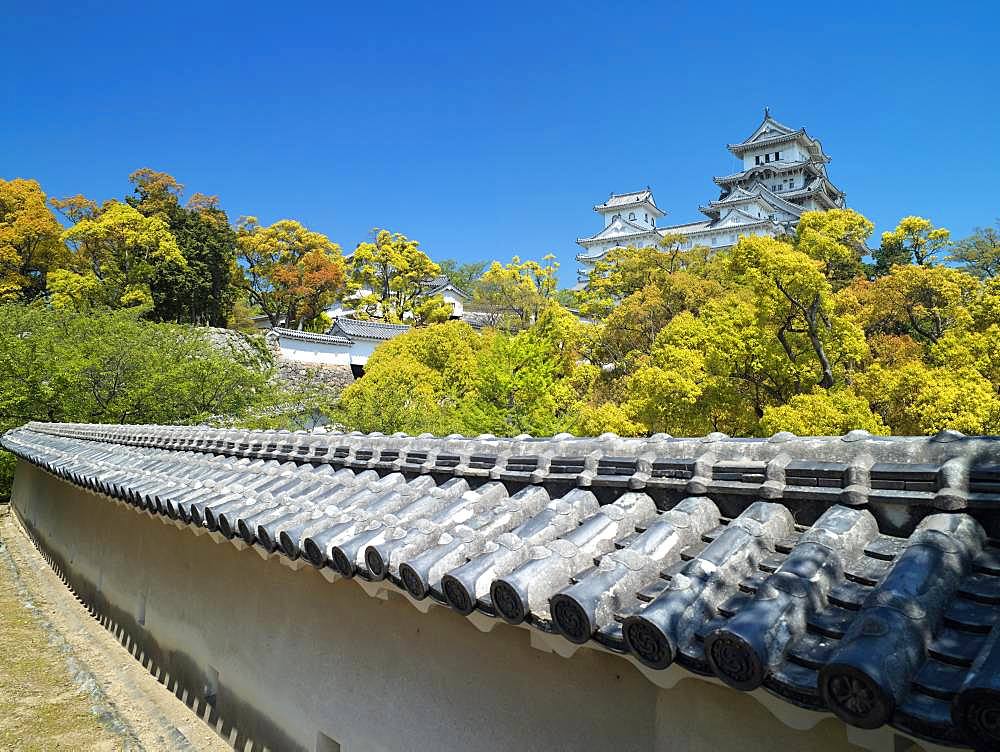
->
[0, 506, 231, 752]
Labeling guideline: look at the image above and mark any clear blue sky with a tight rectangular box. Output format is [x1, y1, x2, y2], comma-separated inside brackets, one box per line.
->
[3, 2, 997, 285]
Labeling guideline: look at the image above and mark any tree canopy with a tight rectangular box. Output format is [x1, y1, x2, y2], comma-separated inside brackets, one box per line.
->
[346, 229, 450, 324]
[236, 217, 346, 329]
[4, 168, 999, 452]
[0, 304, 292, 495]
[339, 207, 1000, 441]
[0, 178, 66, 302]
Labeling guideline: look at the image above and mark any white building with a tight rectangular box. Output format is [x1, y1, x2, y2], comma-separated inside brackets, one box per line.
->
[576, 110, 846, 281]
[270, 318, 411, 376]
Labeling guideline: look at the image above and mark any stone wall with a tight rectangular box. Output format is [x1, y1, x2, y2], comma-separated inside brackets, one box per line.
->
[273, 358, 355, 392]
[205, 326, 355, 394]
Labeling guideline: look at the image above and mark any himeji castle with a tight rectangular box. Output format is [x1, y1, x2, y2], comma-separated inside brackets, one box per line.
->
[576, 110, 846, 282]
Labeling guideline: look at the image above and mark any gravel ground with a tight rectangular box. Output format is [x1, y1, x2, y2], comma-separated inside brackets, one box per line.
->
[0, 506, 231, 752]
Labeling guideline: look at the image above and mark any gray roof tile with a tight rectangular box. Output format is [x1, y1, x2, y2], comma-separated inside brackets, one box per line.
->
[327, 318, 410, 341]
[5, 421, 1000, 750]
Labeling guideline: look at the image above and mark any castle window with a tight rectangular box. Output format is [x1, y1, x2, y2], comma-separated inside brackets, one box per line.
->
[774, 151, 780, 160]
[755, 155, 761, 165]
[629, 212, 635, 220]
[765, 154, 771, 163]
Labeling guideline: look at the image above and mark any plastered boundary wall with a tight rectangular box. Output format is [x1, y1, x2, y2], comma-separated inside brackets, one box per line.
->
[11, 460, 935, 752]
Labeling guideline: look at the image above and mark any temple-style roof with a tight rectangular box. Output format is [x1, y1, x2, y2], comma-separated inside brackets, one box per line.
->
[269, 327, 353, 346]
[423, 276, 472, 300]
[712, 158, 825, 186]
[5, 422, 1000, 751]
[327, 318, 410, 341]
[727, 110, 829, 163]
[593, 189, 666, 218]
[576, 215, 660, 249]
[700, 184, 805, 220]
[659, 219, 713, 235]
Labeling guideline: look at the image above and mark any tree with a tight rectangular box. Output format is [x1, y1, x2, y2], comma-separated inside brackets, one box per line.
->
[50, 201, 185, 310]
[0, 304, 287, 495]
[794, 208, 873, 289]
[0, 178, 67, 302]
[437, 258, 486, 292]
[859, 264, 979, 343]
[855, 361, 1000, 435]
[622, 295, 805, 435]
[727, 234, 866, 389]
[951, 222, 1000, 279]
[128, 169, 239, 326]
[579, 235, 699, 319]
[760, 389, 888, 436]
[337, 321, 479, 433]
[236, 217, 345, 329]
[347, 229, 442, 323]
[588, 273, 722, 371]
[872, 216, 951, 275]
[472, 255, 559, 330]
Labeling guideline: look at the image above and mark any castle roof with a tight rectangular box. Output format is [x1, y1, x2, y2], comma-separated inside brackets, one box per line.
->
[576, 215, 661, 251]
[700, 184, 805, 220]
[593, 189, 666, 217]
[713, 158, 825, 186]
[727, 110, 830, 162]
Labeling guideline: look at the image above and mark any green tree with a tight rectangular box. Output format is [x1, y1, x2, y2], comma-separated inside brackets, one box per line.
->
[437, 258, 486, 292]
[855, 361, 1000, 435]
[579, 235, 701, 319]
[858, 264, 979, 343]
[127, 169, 239, 326]
[951, 222, 1000, 279]
[760, 389, 888, 436]
[727, 233, 866, 389]
[794, 208, 873, 289]
[49, 201, 184, 310]
[337, 321, 479, 432]
[588, 273, 722, 372]
[0, 304, 286, 495]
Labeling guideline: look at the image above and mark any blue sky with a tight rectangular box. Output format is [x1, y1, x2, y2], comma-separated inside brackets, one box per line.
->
[3, 2, 997, 285]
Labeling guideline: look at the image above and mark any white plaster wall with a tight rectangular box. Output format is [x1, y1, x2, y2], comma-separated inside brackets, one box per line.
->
[440, 291, 464, 317]
[278, 336, 380, 367]
[279, 338, 353, 366]
[10, 462, 904, 752]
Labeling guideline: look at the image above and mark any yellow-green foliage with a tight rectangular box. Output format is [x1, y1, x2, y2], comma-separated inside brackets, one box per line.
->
[343, 209, 1000, 438]
[52, 201, 184, 310]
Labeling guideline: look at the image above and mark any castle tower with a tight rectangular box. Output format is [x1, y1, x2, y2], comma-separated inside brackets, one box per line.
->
[575, 111, 846, 283]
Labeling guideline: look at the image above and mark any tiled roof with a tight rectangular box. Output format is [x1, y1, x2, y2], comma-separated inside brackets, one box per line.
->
[423, 276, 472, 300]
[5, 422, 1000, 751]
[327, 318, 410, 341]
[269, 327, 353, 346]
[593, 190, 664, 216]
